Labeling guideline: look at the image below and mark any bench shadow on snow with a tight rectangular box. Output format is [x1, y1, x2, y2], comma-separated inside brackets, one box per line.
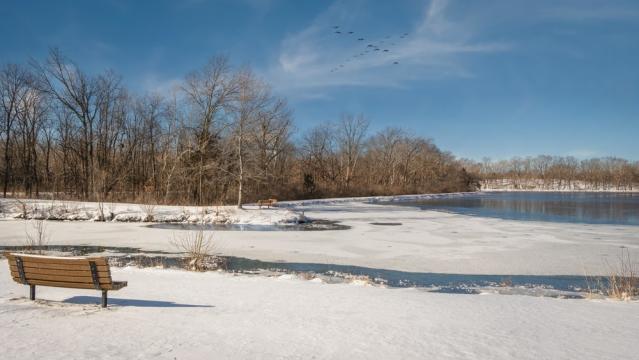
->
[63, 296, 213, 308]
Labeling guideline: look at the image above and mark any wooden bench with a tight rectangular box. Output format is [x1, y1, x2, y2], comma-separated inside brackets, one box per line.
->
[257, 198, 278, 208]
[5, 253, 127, 308]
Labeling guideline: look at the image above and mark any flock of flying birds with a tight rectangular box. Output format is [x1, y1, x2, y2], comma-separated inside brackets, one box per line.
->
[329, 25, 409, 73]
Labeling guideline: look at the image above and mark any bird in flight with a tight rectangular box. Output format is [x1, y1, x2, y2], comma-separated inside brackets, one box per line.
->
[326, 28, 411, 72]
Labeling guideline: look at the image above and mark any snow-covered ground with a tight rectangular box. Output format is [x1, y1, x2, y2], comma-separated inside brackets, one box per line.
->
[1, 195, 637, 275]
[1, 263, 638, 359]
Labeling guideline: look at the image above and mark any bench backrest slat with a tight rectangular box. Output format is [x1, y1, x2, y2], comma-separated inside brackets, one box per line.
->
[5, 253, 113, 289]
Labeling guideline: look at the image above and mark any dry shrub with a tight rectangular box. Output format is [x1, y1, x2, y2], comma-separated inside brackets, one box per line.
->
[66, 201, 79, 215]
[604, 248, 638, 300]
[15, 199, 28, 218]
[137, 191, 158, 222]
[96, 200, 106, 221]
[499, 277, 513, 287]
[106, 202, 117, 221]
[24, 219, 50, 254]
[139, 203, 157, 222]
[585, 248, 639, 300]
[171, 227, 215, 271]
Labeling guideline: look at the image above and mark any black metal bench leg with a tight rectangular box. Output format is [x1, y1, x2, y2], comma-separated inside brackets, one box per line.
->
[101, 290, 108, 308]
[30, 285, 36, 301]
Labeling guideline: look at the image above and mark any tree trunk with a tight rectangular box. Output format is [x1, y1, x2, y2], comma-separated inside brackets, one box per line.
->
[237, 135, 243, 209]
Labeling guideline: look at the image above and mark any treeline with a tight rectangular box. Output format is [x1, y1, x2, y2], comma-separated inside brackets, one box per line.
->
[462, 156, 639, 191]
[0, 49, 477, 206]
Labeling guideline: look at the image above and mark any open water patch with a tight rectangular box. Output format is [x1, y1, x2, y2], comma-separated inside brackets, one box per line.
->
[379, 191, 639, 226]
[1, 245, 595, 298]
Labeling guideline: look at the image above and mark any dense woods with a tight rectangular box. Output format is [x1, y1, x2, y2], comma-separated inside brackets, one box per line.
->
[1, 50, 478, 206]
[463, 156, 639, 191]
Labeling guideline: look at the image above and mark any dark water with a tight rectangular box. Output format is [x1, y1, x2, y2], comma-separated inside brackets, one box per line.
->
[221, 257, 590, 293]
[1, 245, 593, 295]
[383, 192, 639, 225]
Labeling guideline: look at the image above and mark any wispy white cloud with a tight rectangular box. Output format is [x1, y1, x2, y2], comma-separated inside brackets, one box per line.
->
[265, 0, 510, 96]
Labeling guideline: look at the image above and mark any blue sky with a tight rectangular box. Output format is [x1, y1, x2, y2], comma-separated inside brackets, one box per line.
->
[2, 0, 638, 160]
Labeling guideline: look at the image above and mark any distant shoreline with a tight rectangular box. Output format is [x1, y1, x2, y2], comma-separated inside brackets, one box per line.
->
[481, 188, 638, 193]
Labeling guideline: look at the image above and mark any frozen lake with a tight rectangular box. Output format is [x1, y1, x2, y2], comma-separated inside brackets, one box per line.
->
[385, 191, 639, 225]
[2, 194, 638, 276]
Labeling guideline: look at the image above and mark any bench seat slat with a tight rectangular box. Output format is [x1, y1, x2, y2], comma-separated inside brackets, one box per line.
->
[10, 266, 111, 279]
[6, 253, 106, 263]
[16, 278, 123, 290]
[11, 272, 112, 283]
[7, 256, 108, 266]
[9, 262, 110, 272]
[11, 275, 110, 285]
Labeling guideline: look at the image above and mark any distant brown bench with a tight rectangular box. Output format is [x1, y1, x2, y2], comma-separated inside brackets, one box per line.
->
[257, 198, 278, 208]
[5, 253, 127, 308]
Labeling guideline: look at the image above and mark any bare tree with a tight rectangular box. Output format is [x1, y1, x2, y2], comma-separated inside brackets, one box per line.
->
[16, 81, 49, 197]
[336, 113, 369, 190]
[0, 64, 30, 197]
[32, 49, 100, 198]
[181, 56, 237, 205]
[227, 69, 287, 208]
[301, 123, 341, 192]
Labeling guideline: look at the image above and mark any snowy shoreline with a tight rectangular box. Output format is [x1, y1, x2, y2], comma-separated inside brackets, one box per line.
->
[481, 188, 639, 193]
[0, 198, 305, 224]
[0, 192, 479, 224]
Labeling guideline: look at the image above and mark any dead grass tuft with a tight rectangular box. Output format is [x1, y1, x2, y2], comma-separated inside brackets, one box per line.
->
[585, 248, 639, 301]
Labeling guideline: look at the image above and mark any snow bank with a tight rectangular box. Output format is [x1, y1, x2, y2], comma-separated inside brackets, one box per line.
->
[1, 262, 637, 359]
[0, 198, 304, 225]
